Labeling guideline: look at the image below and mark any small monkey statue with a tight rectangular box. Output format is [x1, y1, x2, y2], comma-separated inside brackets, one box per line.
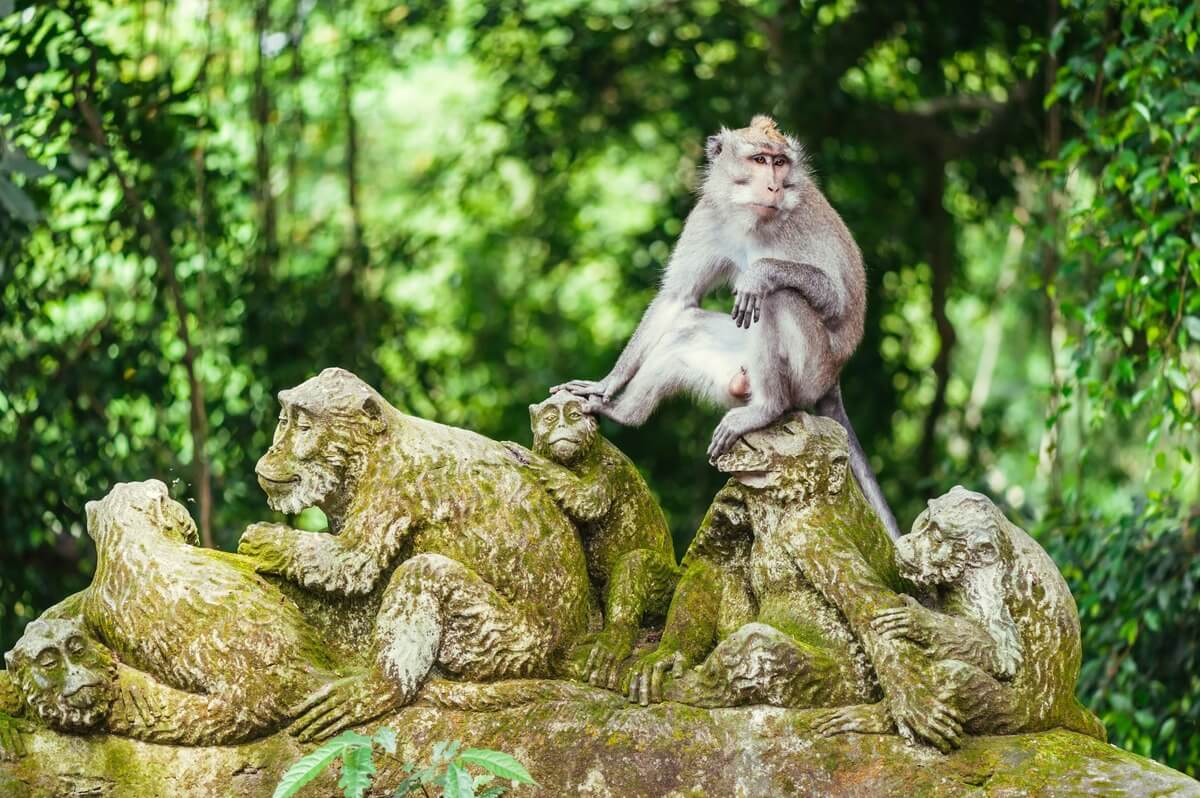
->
[505, 391, 679, 689]
[554, 115, 900, 540]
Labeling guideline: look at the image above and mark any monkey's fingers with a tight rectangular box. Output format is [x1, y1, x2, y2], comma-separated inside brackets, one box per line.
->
[753, 296, 761, 323]
[648, 658, 673, 704]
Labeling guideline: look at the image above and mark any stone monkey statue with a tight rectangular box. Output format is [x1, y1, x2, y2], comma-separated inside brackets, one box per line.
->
[620, 414, 954, 749]
[506, 390, 679, 689]
[238, 368, 593, 740]
[817, 486, 1106, 747]
[553, 115, 901, 540]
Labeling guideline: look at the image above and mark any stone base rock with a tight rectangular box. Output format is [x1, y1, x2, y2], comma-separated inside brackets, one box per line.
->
[2, 691, 1196, 798]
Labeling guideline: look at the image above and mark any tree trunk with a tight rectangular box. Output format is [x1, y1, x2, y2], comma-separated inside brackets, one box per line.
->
[1038, 0, 1064, 508]
[73, 86, 215, 548]
[918, 156, 957, 474]
[253, 0, 278, 275]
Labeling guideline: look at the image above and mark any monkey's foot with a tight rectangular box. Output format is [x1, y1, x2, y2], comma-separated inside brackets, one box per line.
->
[624, 648, 687, 706]
[583, 630, 635, 692]
[707, 406, 774, 460]
[288, 673, 404, 743]
[815, 702, 895, 738]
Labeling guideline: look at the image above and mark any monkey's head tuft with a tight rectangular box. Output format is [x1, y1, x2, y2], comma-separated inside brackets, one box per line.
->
[530, 391, 599, 467]
[702, 116, 809, 227]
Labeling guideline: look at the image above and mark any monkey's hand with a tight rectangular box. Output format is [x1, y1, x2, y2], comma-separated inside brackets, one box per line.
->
[237, 522, 293, 574]
[877, 659, 963, 753]
[871, 595, 938, 647]
[731, 269, 770, 328]
[623, 647, 688, 707]
[551, 372, 630, 404]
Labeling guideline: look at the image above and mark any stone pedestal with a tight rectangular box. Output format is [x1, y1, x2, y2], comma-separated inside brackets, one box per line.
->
[3, 694, 1197, 797]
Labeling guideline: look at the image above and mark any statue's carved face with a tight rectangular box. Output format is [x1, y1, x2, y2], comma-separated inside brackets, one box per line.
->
[85, 479, 199, 548]
[712, 414, 848, 501]
[529, 393, 598, 466]
[895, 486, 1000, 586]
[256, 368, 387, 515]
[4, 618, 116, 732]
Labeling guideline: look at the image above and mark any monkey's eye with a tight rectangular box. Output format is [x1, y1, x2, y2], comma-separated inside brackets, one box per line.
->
[66, 636, 86, 656]
[278, 413, 288, 425]
[753, 155, 767, 165]
[773, 157, 787, 167]
[567, 410, 582, 422]
[37, 650, 59, 669]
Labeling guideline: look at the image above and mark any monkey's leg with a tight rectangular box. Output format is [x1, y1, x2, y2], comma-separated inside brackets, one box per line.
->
[927, 658, 1022, 737]
[664, 622, 862, 709]
[595, 308, 745, 427]
[585, 548, 681, 689]
[290, 553, 547, 742]
[709, 292, 809, 457]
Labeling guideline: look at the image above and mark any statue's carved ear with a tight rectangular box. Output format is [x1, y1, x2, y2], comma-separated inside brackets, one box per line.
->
[828, 453, 848, 494]
[361, 396, 386, 434]
[528, 403, 538, 421]
[4, 649, 15, 670]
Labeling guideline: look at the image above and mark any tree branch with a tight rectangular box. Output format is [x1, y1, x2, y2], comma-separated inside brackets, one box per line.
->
[71, 76, 215, 549]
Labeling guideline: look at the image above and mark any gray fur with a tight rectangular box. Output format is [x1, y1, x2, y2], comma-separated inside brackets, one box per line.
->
[552, 116, 901, 541]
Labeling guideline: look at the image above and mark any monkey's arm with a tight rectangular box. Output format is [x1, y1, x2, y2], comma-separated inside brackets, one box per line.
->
[732, 258, 841, 327]
[238, 514, 413, 597]
[873, 601, 1023, 680]
[106, 664, 271, 745]
[783, 513, 963, 750]
[525, 458, 614, 523]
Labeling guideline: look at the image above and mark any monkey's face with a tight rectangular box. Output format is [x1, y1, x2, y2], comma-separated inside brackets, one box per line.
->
[256, 369, 388, 515]
[85, 479, 199, 548]
[704, 116, 805, 223]
[5, 617, 116, 732]
[714, 414, 847, 501]
[895, 488, 1003, 586]
[530, 394, 598, 466]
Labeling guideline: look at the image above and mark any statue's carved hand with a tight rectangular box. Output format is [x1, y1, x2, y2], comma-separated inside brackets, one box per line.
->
[583, 629, 636, 692]
[0, 715, 30, 761]
[289, 673, 402, 743]
[876, 658, 962, 752]
[237, 522, 292, 573]
[815, 702, 895, 738]
[623, 647, 687, 707]
[872, 596, 938, 647]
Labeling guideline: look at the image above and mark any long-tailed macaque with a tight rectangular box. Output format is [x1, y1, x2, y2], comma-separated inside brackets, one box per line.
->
[553, 115, 901, 540]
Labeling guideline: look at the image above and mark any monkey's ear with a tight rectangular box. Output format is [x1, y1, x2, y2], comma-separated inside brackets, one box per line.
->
[528, 404, 538, 420]
[828, 453, 848, 495]
[361, 396, 386, 434]
[705, 134, 724, 160]
[4, 649, 15, 670]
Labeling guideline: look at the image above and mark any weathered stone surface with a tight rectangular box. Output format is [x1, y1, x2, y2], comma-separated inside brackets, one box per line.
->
[1, 693, 1196, 798]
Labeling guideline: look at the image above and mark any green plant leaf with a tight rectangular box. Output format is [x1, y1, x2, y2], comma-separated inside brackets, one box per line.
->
[443, 762, 475, 798]
[373, 726, 398, 755]
[456, 750, 536, 785]
[392, 773, 422, 796]
[337, 744, 377, 798]
[272, 732, 366, 798]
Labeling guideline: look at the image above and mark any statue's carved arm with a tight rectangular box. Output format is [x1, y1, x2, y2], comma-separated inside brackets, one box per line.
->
[873, 600, 1022, 680]
[239, 514, 414, 597]
[782, 514, 962, 751]
[527, 458, 614, 523]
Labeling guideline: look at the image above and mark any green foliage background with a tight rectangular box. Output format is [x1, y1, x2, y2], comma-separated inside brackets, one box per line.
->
[1, 0, 1197, 773]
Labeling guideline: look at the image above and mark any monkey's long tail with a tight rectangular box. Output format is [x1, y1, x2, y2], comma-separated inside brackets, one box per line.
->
[816, 383, 903, 541]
